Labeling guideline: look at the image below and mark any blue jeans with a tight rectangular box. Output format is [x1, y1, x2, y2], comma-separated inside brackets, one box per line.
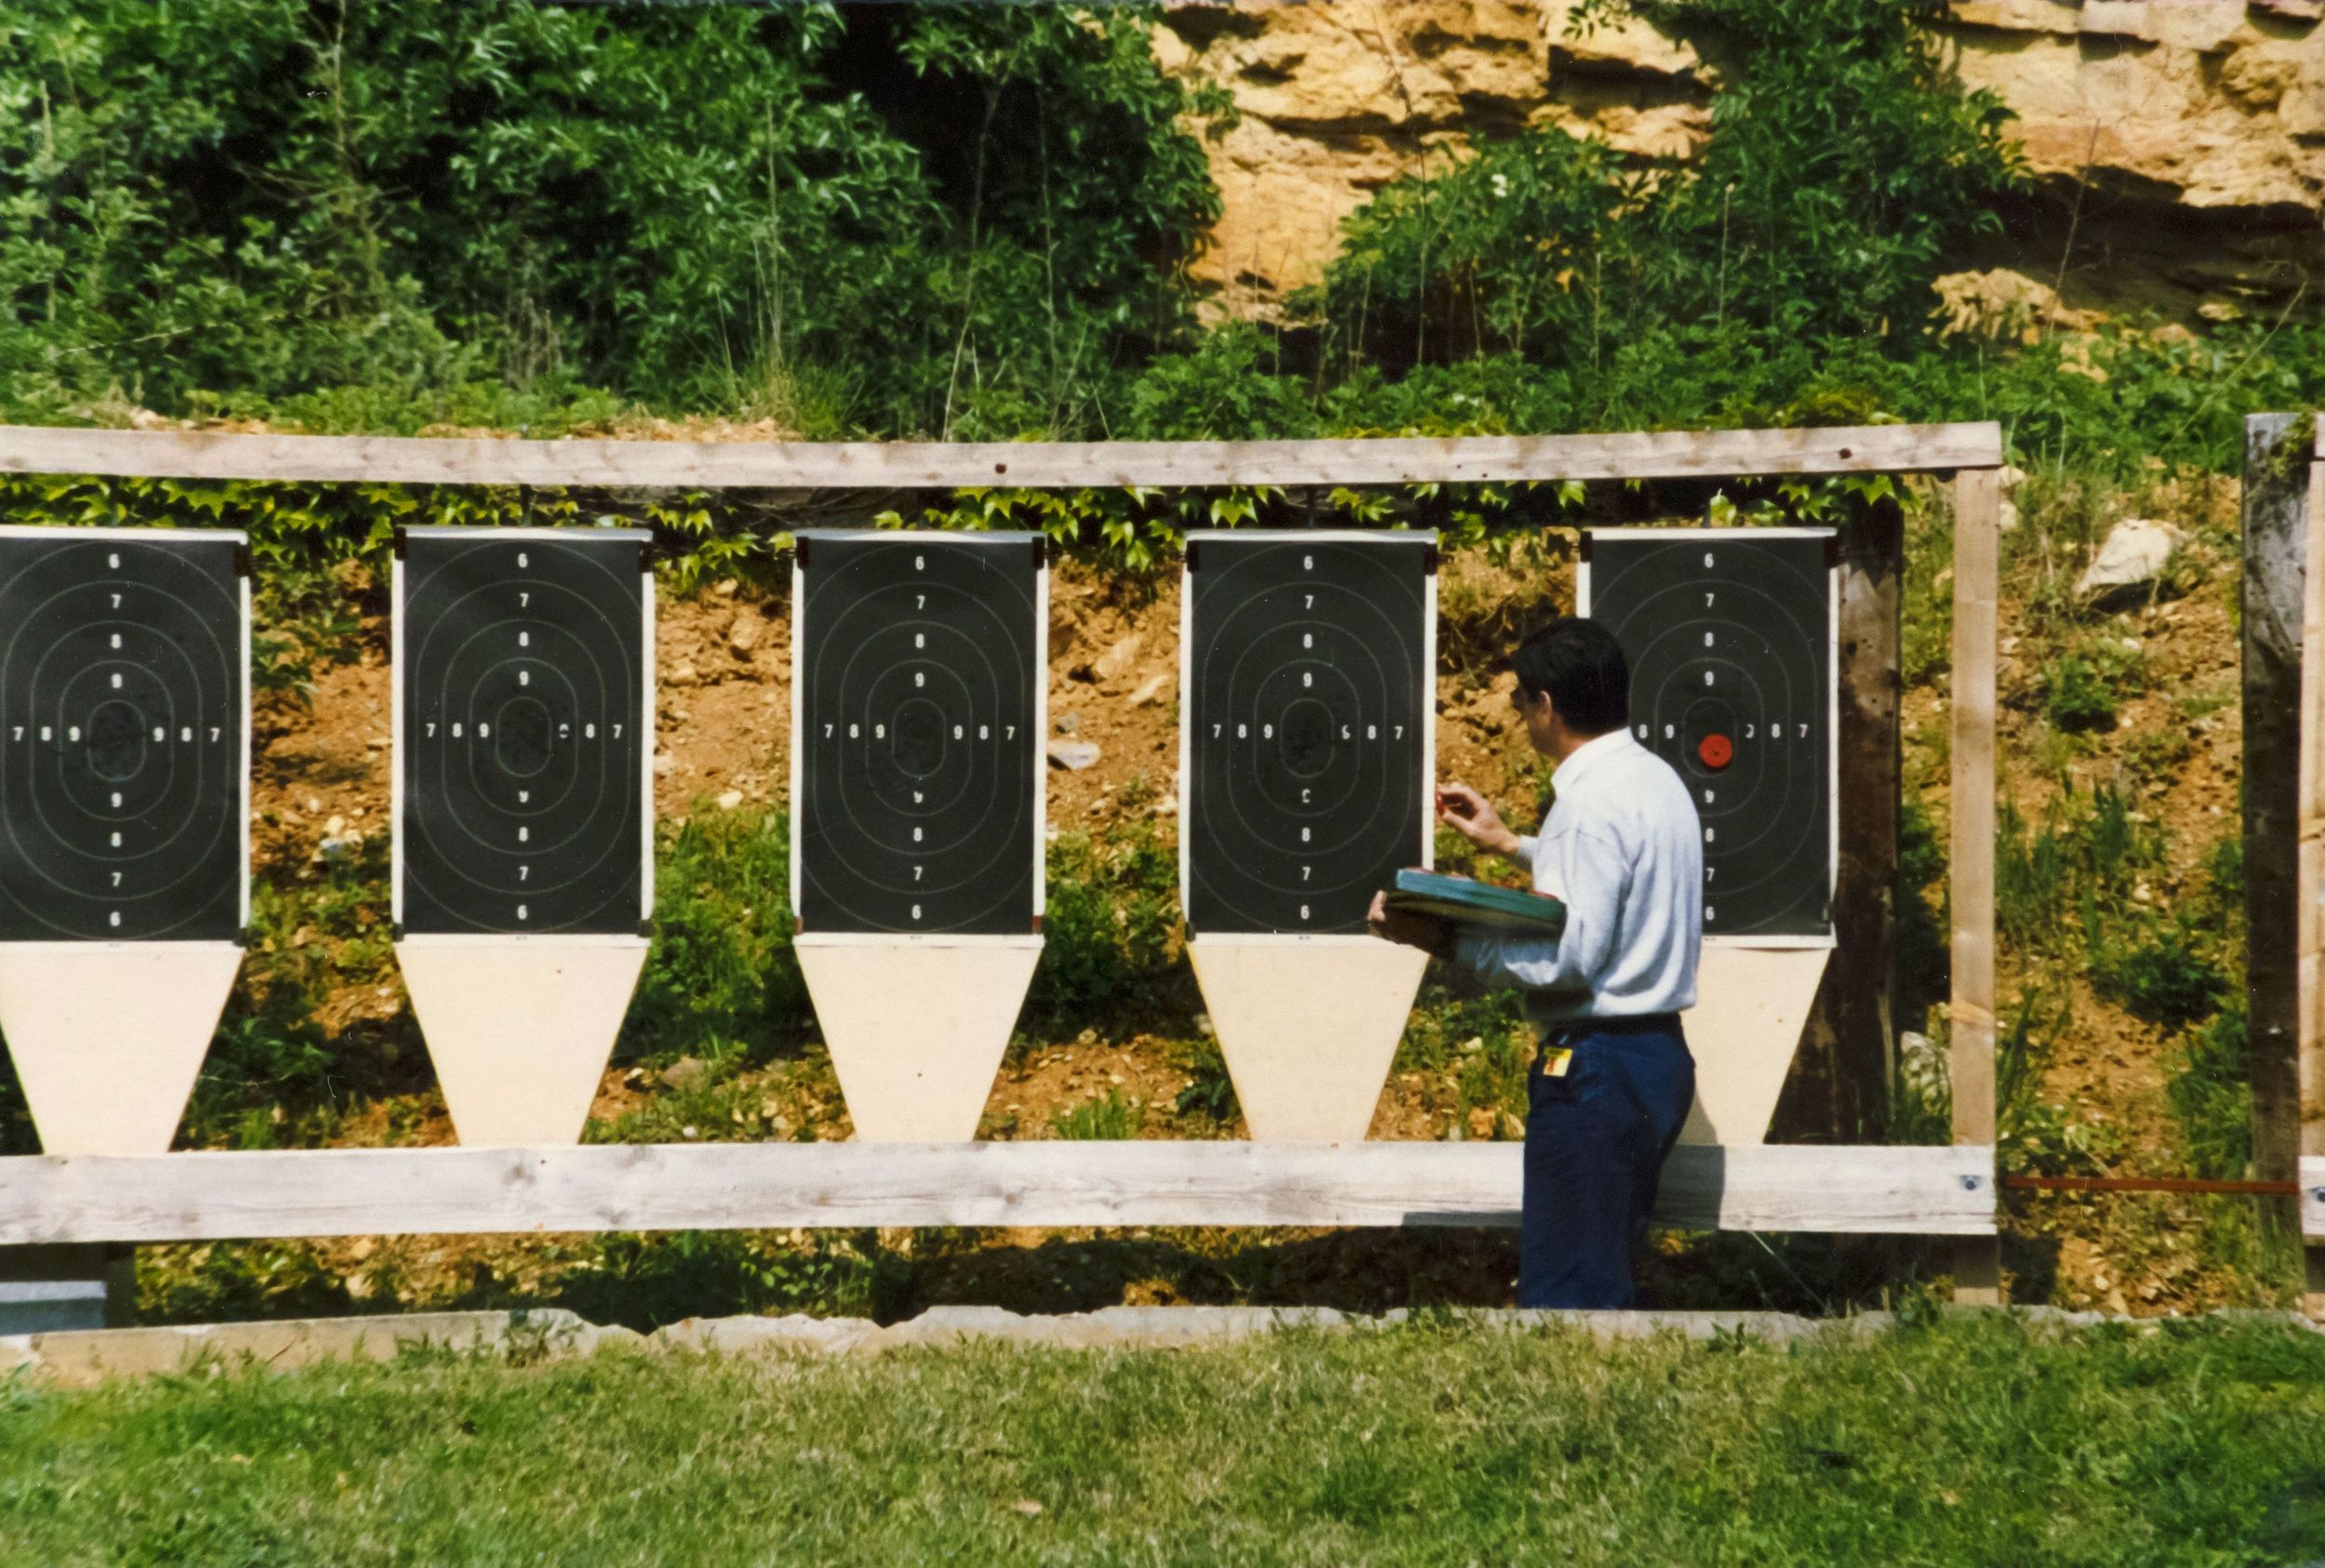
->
[1520, 1015, 1695, 1309]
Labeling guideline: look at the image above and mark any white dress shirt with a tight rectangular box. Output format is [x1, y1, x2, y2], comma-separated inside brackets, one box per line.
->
[1453, 728, 1703, 1030]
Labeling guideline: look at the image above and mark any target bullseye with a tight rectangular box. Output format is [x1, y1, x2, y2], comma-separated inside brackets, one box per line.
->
[1579, 527, 1837, 940]
[0, 528, 248, 941]
[792, 531, 1043, 935]
[1182, 532, 1436, 937]
[394, 527, 653, 936]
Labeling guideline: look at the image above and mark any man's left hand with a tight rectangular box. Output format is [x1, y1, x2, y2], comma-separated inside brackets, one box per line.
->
[1367, 890, 1454, 957]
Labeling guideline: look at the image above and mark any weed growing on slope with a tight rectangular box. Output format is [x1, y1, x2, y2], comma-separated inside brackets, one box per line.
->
[1027, 820, 1193, 1038]
[623, 804, 807, 1064]
[1050, 1089, 1145, 1141]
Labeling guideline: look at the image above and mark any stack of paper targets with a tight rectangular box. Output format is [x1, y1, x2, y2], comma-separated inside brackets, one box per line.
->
[1579, 527, 1840, 1143]
[1180, 531, 1438, 1143]
[0, 527, 250, 1154]
[392, 526, 656, 1147]
[789, 531, 1046, 1141]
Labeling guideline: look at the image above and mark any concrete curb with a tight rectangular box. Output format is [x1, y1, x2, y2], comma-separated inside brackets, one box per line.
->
[1, 1303, 2316, 1389]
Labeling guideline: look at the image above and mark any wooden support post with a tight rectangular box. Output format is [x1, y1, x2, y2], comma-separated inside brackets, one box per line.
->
[1774, 495, 1904, 1143]
[1948, 468, 2003, 1305]
[2307, 447, 2325, 1308]
[2242, 413, 2320, 1302]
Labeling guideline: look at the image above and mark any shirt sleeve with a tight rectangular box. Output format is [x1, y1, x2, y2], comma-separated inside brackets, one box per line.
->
[1453, 823, 1630, 999]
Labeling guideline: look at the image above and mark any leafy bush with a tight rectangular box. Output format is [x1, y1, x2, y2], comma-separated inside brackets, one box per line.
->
[623, 804, 808, 1061]
[0, 1, 1225, 431]
[1026, 820, 1192, 1036]
[1306, 0, 2023, 379]
[2090, 921, 2227, 1032]
[2039, 657, 2119, 733]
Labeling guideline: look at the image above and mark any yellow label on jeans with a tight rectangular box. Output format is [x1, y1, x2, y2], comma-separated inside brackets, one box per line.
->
[1539, 1046, 1574, 1079]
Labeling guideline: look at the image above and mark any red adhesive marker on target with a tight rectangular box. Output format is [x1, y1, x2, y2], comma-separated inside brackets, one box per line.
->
[1697, 733, 1734, 770]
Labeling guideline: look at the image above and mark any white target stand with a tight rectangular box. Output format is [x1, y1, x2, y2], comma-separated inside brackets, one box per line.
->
[0, 527, 251, 1158]
[1578, 528, 1841, 1145]
[791, 935, 1043, 1143]
[1180, 531, 1440, 1143]
[790, 533, 1048, 1142]
[391, 527, 657, 1147]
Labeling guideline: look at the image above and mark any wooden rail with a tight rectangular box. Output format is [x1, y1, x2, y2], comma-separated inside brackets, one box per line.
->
[0, 1142, 1997, 1244]
[0, 423, 2003, 489]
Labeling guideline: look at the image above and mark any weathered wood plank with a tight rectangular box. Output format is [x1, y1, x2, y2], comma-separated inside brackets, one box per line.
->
[1948, 467, 2004, 1305]
[2304, 453, 2325, 1158]
[2244, 415, 2314, 1273]
[0, 423, 2003, 489]
[0, 1142, 1997, 1243]
[1775, 498, 1902, 1142]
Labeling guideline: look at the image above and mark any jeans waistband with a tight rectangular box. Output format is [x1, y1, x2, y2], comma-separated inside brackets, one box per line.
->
[1543, 1013, 1684, 1046]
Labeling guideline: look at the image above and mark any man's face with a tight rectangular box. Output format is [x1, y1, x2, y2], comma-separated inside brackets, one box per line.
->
[1512, 684, 1561, 756]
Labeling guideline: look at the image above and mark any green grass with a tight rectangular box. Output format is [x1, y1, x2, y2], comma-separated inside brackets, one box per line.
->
[3, 1314, 2323, 1564]
[1050, 1088, 1145, 1141]
[621, 804, 807, 1063]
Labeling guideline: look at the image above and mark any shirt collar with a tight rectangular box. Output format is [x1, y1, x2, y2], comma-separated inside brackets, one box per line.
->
[1552, 727, 1635, 791]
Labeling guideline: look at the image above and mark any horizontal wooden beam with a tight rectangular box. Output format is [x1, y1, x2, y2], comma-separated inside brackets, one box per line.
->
[0, 1141, 1995, 1243]
[0, 423, 2003, 490]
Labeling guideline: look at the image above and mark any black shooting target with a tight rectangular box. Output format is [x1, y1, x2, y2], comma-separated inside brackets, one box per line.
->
[0, 528, 246, 941]
[793, 531, 1043, 935]
[1184, 532, 1434, 936]
[396, 528, 651, 936]
[1579, 528, 1835, 939]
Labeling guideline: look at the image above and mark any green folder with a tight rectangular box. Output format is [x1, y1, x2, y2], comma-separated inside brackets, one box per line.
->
[1383, 869, 1568, 937]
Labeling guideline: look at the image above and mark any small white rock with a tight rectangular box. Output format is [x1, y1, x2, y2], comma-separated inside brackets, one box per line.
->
[715, 790, 745, 810]
[2075, 519, 2188, 602]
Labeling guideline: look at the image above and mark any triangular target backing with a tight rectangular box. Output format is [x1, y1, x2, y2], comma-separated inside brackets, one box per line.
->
[397, 937, 647, 1147]
[1189, 936, 1429, 1143]
[1676, 945, 1832, 1145]
[795, 935, 1040, 1141]
[0, 942, 242, 1154]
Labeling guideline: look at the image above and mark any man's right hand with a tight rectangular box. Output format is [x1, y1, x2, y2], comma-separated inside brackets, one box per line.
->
[1435, 782, 1522, 860]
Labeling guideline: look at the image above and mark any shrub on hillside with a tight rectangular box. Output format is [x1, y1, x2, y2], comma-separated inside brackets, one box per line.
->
[1027, 820, 1191, 1037]
[624, 805, 808, 1060]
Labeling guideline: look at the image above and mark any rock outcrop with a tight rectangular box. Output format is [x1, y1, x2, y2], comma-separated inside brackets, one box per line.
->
[1156, 0, 2321, 325]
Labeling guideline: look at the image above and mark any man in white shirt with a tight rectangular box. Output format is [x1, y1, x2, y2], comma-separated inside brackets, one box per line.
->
[1368, 618, 1702, 1309]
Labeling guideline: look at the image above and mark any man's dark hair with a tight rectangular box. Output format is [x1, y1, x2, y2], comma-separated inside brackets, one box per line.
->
[1512, 618, 1629, 734]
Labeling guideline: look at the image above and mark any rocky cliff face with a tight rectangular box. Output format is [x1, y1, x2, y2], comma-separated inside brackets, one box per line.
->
[1155, 0, 2321, 327]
